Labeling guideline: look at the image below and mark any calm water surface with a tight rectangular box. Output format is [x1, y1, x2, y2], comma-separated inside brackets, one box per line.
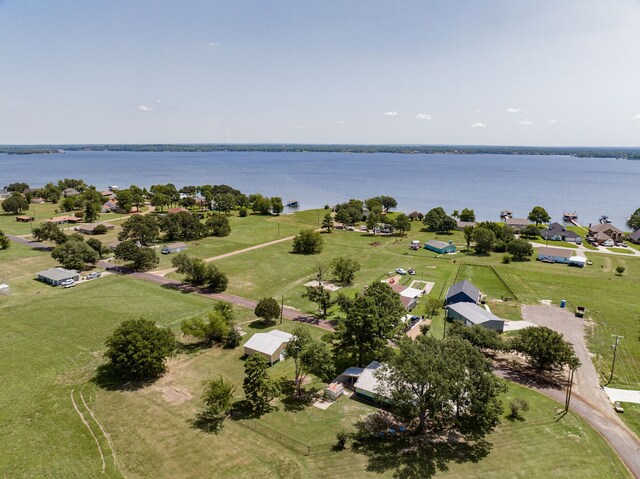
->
[1, 151, 639, 227]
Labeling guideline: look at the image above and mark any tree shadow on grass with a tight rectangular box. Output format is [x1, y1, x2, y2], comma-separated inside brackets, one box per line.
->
[91, 363, 154, 392]
[351, 434, 492, 479]
[190, 411, 225, 434]
[493, 356, 564, 390]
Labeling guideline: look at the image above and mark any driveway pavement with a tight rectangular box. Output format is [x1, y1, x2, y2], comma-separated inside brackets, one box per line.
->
[521, 305, 640, 477]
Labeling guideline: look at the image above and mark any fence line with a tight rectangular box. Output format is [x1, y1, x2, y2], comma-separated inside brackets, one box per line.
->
[487, 265, 518, 300]
[237, 420, 338, 456]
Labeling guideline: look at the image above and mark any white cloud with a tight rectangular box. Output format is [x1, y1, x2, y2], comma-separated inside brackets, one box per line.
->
[632, 113, 640, 120]
[294, 125, 304, 129]
[384, 111, 398, 116]
[506, 107, 521, 113]
[517, 118, 534, 126]
[136, 104, 154, 112]
[471, 122, 487, 128]
[336, 121, 345, 125]
[549, 119, 558, 124]
[208, 42, 220, 47]
[416, 113, 432, 120]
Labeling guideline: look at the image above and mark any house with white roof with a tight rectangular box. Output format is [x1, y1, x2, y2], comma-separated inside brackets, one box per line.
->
[243, 329, 293, 365]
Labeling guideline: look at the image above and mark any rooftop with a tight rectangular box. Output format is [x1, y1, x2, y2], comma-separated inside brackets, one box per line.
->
[447, 302, 504, 326]
[445, 280, 480, 302]
[538, 246, 573, 258]
[37, 267, 79, 281]
[244, 330, 293, 356]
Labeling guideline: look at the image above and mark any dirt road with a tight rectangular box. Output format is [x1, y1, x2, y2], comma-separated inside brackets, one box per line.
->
[520, 305, 640, 477]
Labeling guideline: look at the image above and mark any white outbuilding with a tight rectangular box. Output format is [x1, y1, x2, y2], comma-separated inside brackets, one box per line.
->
[243, 329, 293, 365]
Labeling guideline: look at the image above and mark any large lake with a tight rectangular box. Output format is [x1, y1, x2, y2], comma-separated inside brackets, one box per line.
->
[1, 151, 639, 227]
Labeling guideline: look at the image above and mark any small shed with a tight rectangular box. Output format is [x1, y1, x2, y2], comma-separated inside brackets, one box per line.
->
[446, 302, 505, 332]
[243, 329, 293, 365]
[161, 242, 187, 254]
[445, 280, 480, 305]
[16, 215, 35, 222]
[424, 239, 456, 254]
[324, 382, 345, 401]
[37, 267, 80, 286]
[353, 361, 390, 404]
[569, 255, 587, 268]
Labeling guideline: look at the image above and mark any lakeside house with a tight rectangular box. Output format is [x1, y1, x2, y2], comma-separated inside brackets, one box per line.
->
[37, 267, 79, 286]
[540, 222, 582, 244]
[77, 222, 115, 234]
[588, 224, 624, 244]
[628, 229, 640, 245]
[445, 280, 480, 305]
[243, 329, 293, 365]
[505, 218, 530, 230]
[424, 239, 457, 254]
[537, 246, 586, 267]
[446, 302, 505, 332]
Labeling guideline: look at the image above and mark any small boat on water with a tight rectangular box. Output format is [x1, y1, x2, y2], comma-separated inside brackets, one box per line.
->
[599, 215, 612, 224]
[500, 210, 513, 220]
[563, 211, 578, 221]
[286, 201, 299, 208]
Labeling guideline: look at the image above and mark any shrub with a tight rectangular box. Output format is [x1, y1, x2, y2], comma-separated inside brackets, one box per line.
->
[493, 240, 507, 253]
[615, 266, 625, 276]
[502, 253, 512, 264]
[509, 398, 530, 419]
[335, 430, 348, 450]
[238, 207, 248, 217]
[292, 229, 323, 254]
[93, 224, 108, 235]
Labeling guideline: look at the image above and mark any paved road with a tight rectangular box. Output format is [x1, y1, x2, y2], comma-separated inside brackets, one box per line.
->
[7, 235, 53, 251]
[519, 305, 640, 477]
[530, 240, 640, 257]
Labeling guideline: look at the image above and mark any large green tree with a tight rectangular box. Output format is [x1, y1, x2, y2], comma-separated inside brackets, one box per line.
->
[459, 208, 476, 222]
[104, 318, 176, 381]
[2, 194, 29, 214]
[379, 335, 506, 436]
[199, 376, 235, 432]
[506, 238, 533, 260]
[627, 207, 640, 231]
[254, 297, 281, 325]
[0, 230, 10, 250]
[32, 222, 67, 244]
[511, 326, 580, 371]
[321, 213, 334, 233]
[118, 215, 159, 245]
[284, 325, 333, 396]
[159, 211, 206, 241]
[181, 303, 235, 345]
[472, 227, 496, 255]
[393, 213, 411, 237]
[331, 256, 360, 285]
[302, 284, 333, 318]
[243, 355, 279, 416]
[206, 214, 231, 237]
[114, 240, 159, 271]
[527, 206, 550, 226]
[171, 253, 228, 292]
[51, 238, 99, 270]
[423, 207, 456, 233]
[333, 281, 405, 367]
[292, 229, 323, 254]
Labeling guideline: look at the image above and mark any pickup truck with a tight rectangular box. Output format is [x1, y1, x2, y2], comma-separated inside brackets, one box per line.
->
[575, 306, 585, 318]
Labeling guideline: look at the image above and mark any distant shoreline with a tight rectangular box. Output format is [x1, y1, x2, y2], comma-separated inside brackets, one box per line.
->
[1, 144, 639, 160]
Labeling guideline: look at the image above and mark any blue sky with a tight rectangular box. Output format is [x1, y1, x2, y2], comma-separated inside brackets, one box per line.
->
[1, 0, 640, 145]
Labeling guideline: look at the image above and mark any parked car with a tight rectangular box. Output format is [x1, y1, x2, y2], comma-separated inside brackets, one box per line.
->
[396, 268, 407, 275]
[602, 239, 615, 247]
[63, 281, 76, 288]
[408, 268, 416, 275]
[359, 225, 367, 231]
[60, 279, 75, 287]
[614, 401, 625, 413]
[87, 272, 102, 280]
[345, 226, 355, 231]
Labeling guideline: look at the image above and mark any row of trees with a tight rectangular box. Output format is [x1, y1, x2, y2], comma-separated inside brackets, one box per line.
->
[117, 212, 231, 245]
[463, 223, 533, 259]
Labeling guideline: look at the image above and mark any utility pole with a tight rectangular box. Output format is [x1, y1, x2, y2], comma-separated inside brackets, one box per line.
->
[607, 335, 623, 385]
[280, 295, 284, 324]
[564, 367, 575, 412]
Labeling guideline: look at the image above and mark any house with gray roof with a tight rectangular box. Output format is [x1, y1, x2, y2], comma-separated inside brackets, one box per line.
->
[446, 302, 505, 332]
[505, 218, 530, 230]
[445, 280, 480, 305]
[628, 229, 640, 245]
[37, 267, 79, 286]
[540, 222, 582, 244]
[588, 224, 623, 244]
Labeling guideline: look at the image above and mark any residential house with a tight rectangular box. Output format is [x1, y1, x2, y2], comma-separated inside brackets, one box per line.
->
[243, 329, 293, 365]
[628, 229, 640, 245]
[456, 221, 476, 229]
[446, 302, 505, 332]
[352, 361, 390, 403]
[445, 280, 480, 305]
[62, 188, 80, 197]
[30, 197, 46, 204]
[588, 224, 624, 244]
[77, 223, 115, 235]
[102, 199, 118, 213]
[505, 218, 530, 230]
[424, 239, 457, 254]
[37, 267, 79, 286]
[537, 246, 573, 264]
[389, 283, 421, 311]
[540, 222, 582, 244]
[46, 215, 80, 224]
[16, 215, 34, 222]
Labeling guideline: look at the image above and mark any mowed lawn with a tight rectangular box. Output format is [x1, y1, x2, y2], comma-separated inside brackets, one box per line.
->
[93, 319, 630, 479]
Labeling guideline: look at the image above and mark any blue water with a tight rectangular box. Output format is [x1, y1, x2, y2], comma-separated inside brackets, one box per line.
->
[1, 151, 639, 227]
